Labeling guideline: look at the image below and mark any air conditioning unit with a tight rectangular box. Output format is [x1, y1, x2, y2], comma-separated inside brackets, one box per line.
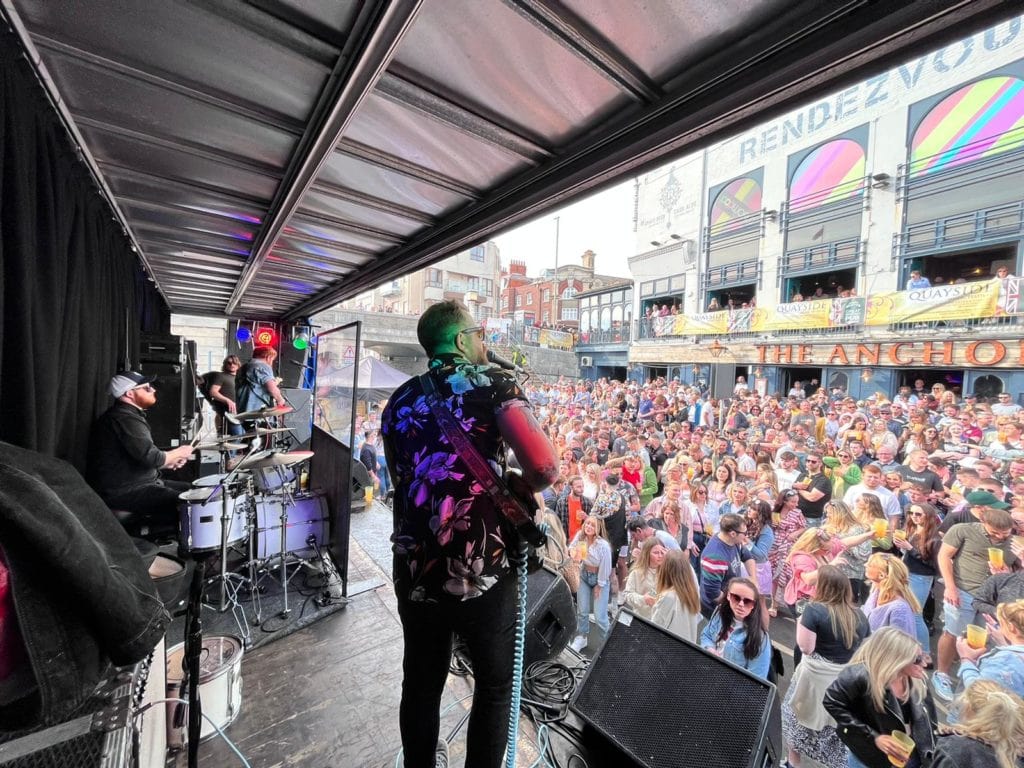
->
[580, 356, 593, 367]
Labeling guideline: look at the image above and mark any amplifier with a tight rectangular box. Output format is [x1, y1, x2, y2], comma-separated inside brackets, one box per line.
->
[0, 639, 166, 768]
[138, 335, 182, 365]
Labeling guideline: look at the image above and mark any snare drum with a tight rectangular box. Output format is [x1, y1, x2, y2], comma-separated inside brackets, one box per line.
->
[254, 492, 329, 558]
[178, 489, 245, 552]
[166, 635, 243, 750]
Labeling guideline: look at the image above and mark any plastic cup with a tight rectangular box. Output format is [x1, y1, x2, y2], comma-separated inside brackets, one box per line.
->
[873, 520, 888, 538]
[888, 731, 915, 767]
[989, 547, 1005, 568]
[364, 485, 374, 505]
[894, 529, 908, 541]
[966, 623, 988, 649]
[772, 512, 782, 525]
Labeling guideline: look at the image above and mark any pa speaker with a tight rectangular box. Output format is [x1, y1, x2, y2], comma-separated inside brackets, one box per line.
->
[524, 566, 575, 667]
[571, 611, 775, 768]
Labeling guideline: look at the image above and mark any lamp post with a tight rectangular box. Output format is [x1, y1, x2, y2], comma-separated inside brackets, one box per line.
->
[708, 338, 726, 430]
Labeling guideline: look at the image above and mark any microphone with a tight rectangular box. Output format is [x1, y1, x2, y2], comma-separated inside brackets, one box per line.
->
[289, 360, 313, 370]
[487, 350, 520, 371]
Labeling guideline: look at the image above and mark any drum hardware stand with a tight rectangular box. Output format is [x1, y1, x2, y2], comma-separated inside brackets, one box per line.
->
[307, 534, 348, 606]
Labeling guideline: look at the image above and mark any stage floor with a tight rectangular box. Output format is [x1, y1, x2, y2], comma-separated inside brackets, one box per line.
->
[174, 501, 866, 767]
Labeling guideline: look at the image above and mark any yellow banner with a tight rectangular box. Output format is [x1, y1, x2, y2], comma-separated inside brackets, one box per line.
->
[651, 312, 729, 336]
[752, 299, 833, 332]
[865, 279, 1000, 325]
[537, 328, 574, 350]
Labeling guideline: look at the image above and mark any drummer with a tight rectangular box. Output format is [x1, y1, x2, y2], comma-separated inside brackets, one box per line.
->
[235, 347, 286, 431]
[87, 371, 195, 532]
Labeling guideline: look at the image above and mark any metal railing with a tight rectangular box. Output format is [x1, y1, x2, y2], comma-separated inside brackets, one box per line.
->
[703, 258, 759, 289]
[779, 237, 861, 275]
[577, 327, 632, 346]
[897, 201, 1024, 257]
[886, 315, 1019, 333]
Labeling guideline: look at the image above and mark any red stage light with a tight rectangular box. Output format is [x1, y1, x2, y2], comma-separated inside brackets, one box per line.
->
[255, 326, 277, 347]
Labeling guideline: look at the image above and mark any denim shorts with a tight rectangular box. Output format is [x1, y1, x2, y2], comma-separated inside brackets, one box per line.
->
[942, 588, 977, 636]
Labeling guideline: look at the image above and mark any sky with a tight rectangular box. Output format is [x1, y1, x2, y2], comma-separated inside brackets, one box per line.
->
[490, 179, 636, 278]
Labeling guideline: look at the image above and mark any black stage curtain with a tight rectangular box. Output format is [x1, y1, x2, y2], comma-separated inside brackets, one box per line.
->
[0, 30, 168, 472]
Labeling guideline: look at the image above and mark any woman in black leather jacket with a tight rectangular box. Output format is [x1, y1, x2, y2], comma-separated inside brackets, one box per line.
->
[823, 627, 937, 768]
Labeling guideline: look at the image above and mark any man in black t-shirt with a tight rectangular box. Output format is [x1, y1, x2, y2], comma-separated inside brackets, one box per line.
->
[898, 449, 946, 499]
[204, 355, 243, 437]
[792, 451, 832, 525]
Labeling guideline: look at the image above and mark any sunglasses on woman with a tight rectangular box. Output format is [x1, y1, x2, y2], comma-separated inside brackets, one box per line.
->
[728, 592, 756, 608]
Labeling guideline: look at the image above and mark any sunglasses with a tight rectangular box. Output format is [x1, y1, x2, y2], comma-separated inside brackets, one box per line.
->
[911, 655, 926, 666]
[727, 593, 756, 608]
[456, 325, 485, 340]
[132, 384, 155, 393]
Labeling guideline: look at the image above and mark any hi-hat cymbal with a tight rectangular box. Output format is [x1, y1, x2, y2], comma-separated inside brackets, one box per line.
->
[239, 450, 314, 471]
[235, 404, 294, 420]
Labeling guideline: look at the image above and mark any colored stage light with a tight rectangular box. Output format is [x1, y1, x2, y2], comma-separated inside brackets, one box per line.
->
[255, 326, 277, 347]
[236, 326, 252, 343]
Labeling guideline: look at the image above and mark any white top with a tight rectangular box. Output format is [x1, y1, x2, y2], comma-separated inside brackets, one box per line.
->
[651, 591, 700, 643]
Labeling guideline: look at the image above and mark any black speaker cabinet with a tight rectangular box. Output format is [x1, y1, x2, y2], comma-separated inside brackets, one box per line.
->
[524, 566, 576, 667]
[280, 387, 313, 447]
[571, 611, 776, 768]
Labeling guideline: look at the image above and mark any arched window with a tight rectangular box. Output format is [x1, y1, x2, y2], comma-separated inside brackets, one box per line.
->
[611, 305, 623, 328]
[600, 307, 611, 331]
[580, 311, 591, 332]
[789, 139, 866, 213]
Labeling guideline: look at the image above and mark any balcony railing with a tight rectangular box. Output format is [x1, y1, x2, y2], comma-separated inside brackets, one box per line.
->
[887, 315, 1019, 334]
[577, 327, 631, 346]
[780, 237, 861, 275]
[895, 201, 1024, 257]
[703, 258, 759, 289]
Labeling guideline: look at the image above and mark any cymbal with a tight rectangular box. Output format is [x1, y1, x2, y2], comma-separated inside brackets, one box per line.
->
[235, 404, 294, 420]
[239, 450, 314, 471]
[192, 472, 248, 488]
[194, 442, 246, 452]
[232, 427, 292, 440]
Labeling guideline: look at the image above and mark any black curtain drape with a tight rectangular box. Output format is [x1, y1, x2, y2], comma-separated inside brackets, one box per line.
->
[0, 30, 169, 472]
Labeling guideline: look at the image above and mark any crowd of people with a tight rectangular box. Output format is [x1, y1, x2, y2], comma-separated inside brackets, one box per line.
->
[515, 374, 1024, 768]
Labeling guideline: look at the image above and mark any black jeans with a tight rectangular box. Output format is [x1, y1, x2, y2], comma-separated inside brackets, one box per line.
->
[105, 479, 191, 520]
[396, 573, 517, 768]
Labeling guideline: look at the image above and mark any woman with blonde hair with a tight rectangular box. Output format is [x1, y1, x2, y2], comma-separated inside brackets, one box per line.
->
[862, 553, 923, 653]
[650, 550, 701, 642]
[581, 463, 601, 501]
[822, 500, 875, 603]
[782, 565, 870, 768]
[954, 598, 1024, 699]
[824, 627, 936, 768]
[568, 514, 613, 652]
[621, 538, 667, 620]
[854, 493, 892, 554]
[784, 528, 834, 615]
[933, 680, 1024, 768]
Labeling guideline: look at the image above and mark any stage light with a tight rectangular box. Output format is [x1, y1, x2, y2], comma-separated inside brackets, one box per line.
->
[235, 326, 252, 344]
[255, 326, 277, 347]
[293, 329, 310, 350]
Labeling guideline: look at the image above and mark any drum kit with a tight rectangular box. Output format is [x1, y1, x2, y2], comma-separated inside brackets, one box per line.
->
[176, 405, 334, 644]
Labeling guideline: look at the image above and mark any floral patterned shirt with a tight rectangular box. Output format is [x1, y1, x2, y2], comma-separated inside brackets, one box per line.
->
[381, 353, 531, 603]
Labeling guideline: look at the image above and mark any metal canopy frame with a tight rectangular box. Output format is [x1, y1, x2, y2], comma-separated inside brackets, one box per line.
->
[2, 0, 1010, 320]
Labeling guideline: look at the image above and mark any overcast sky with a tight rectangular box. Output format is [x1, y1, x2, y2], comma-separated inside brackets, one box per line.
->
[490, 178, 636, 278]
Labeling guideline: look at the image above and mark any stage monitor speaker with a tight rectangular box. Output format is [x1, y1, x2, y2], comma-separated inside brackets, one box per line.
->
[281, 387, 313, 447]
[139, 362, 185, 447]
[139, 333, 182, 364]
[524, 567, 575, 667]
[571, 611, 775, 768]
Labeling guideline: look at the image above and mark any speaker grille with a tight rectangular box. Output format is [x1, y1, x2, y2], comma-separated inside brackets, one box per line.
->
[572, 613, 774, 768]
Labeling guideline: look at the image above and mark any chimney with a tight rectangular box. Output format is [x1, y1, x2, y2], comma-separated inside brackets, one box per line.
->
[581, 250, 595, 271]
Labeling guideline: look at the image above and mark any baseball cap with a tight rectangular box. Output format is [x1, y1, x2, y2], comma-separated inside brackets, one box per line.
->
[109, 371, 155, 399]
[965, 490, 1010, 510]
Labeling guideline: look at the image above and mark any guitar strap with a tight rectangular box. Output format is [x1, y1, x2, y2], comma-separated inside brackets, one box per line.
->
[417, 372, 537, 532]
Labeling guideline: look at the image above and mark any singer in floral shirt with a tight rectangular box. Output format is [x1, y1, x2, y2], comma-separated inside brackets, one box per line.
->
[381, 300, 557, 768]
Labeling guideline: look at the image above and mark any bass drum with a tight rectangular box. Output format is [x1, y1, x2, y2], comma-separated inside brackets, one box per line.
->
[254, 492, 330, 559]
[178, 489, 245, 552]
[166, 635, 243, 750]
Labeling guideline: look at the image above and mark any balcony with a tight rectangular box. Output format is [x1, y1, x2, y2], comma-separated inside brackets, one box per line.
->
[895, 201, 1024, 257]
[780, 237, 861, 275]
[703, 258, 759, 289]
[577, 327, 631, 347]
[635, 277, 1022, 344]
